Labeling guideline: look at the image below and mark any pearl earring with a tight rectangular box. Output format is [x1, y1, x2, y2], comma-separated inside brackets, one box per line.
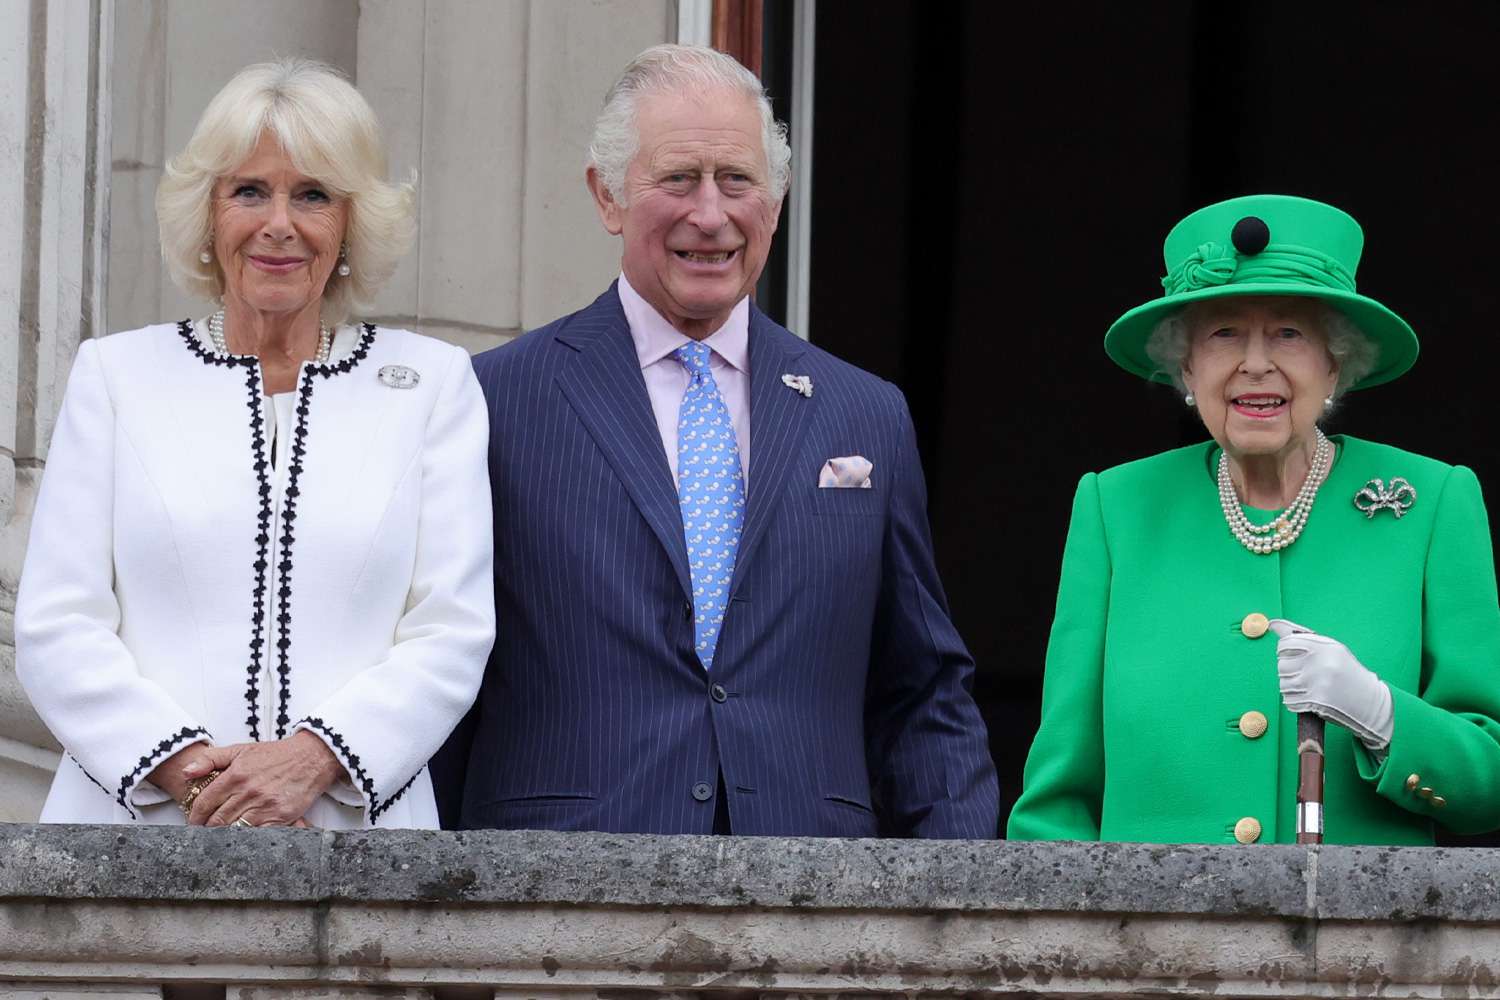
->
[336, 243, 351, 277]
[199, 248, 213, 264]
[1323, 395, 1334, 411]
[1184, 393, 1195, 407]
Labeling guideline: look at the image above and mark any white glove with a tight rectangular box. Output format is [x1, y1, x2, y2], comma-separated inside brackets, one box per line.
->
[1269, 618, 1394, 750]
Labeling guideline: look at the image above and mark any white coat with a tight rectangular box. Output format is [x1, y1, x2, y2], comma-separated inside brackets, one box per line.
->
[15, 320, 495, 827]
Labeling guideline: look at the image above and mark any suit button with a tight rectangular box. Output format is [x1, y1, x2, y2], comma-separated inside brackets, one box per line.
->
[710, 684, 728, 703]
[683, 602, 694, 622]
[1405, 773, 1421, 791]
[691, 781, 713, 802]
[1233, 817, 1262, 844]
[1238, 710, 1268, 739]
[1241, 613, 1270, 639]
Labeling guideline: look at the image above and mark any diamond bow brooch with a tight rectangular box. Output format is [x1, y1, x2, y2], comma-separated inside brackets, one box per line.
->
[781, 373, 813, 398]
[1353, 477, 1417, 519]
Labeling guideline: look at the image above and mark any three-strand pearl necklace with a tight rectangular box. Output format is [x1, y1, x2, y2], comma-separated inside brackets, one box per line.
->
[206, 310, 332, 365]
[1218, 428, 1332, 555]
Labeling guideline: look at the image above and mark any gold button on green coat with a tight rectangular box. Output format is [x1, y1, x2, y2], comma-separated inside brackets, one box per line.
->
[1241, 613, 1270, 639]
[1239, 711, 1269, 739]
[1008, 437, 1500, 845]
[1234, 817, 1262, 843]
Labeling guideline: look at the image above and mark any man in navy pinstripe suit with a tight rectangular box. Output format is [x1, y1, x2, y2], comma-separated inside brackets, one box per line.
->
[432, 44, 998, 838]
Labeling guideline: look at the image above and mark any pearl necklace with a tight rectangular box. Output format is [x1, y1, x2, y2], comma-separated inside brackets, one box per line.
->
[1218, 428, 1332, 555]
[206, 310, 332, 365]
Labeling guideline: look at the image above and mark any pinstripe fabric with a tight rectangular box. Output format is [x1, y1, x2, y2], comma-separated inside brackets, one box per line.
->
[434, 284, 999, 838]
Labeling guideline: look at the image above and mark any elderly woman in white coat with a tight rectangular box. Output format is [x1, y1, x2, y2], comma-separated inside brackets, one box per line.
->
[15, 59, 494, 829]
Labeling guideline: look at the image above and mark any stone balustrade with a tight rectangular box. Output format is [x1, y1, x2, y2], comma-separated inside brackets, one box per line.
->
[3, 825, 1499, 999]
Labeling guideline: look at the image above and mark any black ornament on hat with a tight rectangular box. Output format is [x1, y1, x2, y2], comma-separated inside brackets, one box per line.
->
[1231, 216, 1271, 255]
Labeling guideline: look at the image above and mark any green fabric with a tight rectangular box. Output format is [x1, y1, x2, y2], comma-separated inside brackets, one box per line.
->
[1007, 436, 1500, 845]
[1104, 194, 1419, 391]
[1161, 242, 1354, 296]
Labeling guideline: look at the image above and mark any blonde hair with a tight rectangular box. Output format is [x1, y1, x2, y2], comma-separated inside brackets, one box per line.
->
[156, 58, 415, 326]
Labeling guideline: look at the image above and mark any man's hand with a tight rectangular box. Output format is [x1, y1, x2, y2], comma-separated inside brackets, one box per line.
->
[184, 731, 346, 826]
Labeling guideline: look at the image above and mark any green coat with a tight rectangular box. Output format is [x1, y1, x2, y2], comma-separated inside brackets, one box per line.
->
[1008, 435, 1500, 845]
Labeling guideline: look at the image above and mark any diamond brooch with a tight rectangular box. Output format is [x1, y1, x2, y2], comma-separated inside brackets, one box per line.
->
[1354, 477, 1416, 519]
[378, 364, 420, 389]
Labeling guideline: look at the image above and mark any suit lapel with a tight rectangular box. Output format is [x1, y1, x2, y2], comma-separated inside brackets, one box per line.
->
[731, 309, 813, 596]
[555, 288, 692, 599]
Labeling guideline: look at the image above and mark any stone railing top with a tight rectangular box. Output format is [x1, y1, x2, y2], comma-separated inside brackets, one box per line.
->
[2, 823, 1498, 924]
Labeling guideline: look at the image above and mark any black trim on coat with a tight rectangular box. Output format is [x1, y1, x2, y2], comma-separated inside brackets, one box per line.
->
[297, 714, 420, 821]
[69, 754, 111, 797]
[272, 324, 376, 737]
[176, 321, 377, 744]
[177, 319, 270, 740]
[116, 724, 211, 818]
[376, 767, 422, 821]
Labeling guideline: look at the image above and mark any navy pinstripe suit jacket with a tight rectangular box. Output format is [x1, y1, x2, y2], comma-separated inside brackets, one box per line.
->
[432, 285, 999, 838]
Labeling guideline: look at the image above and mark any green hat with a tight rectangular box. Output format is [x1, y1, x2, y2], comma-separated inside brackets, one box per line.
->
[1104, 194, 1419, 391]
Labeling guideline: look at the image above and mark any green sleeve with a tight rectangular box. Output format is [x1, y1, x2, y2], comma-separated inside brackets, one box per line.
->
[1357, 465, 1500, 834]
[1007, 473, 1109, 840]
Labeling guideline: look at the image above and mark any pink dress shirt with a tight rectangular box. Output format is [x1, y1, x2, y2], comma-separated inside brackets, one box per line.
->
[617, 272, 751, 488]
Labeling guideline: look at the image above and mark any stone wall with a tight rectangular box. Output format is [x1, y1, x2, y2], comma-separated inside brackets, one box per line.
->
[3, 825, 1500, 998]
[0, 0, 113, 823]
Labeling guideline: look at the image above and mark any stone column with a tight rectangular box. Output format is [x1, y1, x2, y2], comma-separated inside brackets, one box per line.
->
[0, 0, 114, 822]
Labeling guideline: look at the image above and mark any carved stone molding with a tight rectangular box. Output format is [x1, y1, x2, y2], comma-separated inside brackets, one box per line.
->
[3, 826, 1499, 998]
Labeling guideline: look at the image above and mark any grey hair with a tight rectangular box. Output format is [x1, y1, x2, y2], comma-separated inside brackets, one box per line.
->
[588, 44, 792, 204]
[156, 58, 415, 327]
[1145, 301, 1380, 403]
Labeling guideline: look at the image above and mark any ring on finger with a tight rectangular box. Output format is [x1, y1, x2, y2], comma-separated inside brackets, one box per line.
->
[231, 816, 253, 828]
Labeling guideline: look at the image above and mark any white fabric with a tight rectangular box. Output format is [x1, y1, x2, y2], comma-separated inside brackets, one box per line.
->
[258, 391, 363, 812]
[15, 322, 495, 827]
[1270, 618, 1395, 750]
[818, 456, 874, 488]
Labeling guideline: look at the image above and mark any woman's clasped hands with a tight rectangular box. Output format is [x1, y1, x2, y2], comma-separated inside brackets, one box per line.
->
[150, 731, 346, 827]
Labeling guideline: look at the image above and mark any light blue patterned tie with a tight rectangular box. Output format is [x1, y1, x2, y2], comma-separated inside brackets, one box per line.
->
[674, 341, 746, 669]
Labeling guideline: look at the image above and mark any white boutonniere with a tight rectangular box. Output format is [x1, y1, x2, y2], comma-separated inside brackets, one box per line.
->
[781, 373, 813, 398]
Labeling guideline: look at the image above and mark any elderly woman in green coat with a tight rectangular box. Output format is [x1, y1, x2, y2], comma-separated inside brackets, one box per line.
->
[1008, 194, 1500, 845]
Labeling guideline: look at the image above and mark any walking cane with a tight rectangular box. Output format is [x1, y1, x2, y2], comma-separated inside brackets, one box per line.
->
[1296, 713, 1325, 844]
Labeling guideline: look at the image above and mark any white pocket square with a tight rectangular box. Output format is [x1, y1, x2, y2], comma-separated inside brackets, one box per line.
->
[819, 455, 873, 488]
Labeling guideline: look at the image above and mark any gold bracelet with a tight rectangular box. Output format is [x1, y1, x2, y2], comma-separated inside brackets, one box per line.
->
[178, 769, 222, 816]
